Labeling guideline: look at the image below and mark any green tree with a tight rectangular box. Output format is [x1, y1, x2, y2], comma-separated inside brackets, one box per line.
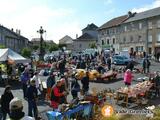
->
[49, 44, 59, 52]
[58, 44, 66, 49]
[0, 44, 6, 48]
[32, 45, 39, 50]
[21, 48, 31, 58]
[90, 42, 97, 48]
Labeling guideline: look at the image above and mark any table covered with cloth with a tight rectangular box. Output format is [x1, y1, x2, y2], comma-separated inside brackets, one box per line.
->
[46, 103, 93, 120]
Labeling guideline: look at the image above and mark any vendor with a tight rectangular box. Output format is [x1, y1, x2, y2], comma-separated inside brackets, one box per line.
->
[50, 80, 67, 110]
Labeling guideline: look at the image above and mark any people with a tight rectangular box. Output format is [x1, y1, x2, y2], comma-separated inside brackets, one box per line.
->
[46, 72, 56, 100]
[20, 68, 30, 98]
[71, 75, 80, 99]
[1, 85, 14, 120]
[50, 80, 67, 110]
[142, 57, 150, 74]
[107, 57, 111, 70]
[26, 79, 38, 119]
[8, 97, 34, 120]
[126, 60, 134, 71]
[31, 72, 40, 89]
[153, 71, 160, 97]
[81, 71, 90, 94]
[123, 69, 133, 86]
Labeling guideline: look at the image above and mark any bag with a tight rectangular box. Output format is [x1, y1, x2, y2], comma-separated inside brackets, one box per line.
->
[72, 81, 80, 92]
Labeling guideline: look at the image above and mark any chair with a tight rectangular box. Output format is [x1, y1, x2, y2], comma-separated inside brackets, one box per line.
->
[82, 104, 93, 120]
[46, 111, 63, 120]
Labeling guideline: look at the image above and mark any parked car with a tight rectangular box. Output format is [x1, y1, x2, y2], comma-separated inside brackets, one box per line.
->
[112, 55, 131, 65]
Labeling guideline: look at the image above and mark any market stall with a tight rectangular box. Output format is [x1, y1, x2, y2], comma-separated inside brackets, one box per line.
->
[116, 81, 153, 107]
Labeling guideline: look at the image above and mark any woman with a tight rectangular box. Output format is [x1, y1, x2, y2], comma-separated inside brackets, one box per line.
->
[1, 85, 14, 120]
[123, 69, 133, 86]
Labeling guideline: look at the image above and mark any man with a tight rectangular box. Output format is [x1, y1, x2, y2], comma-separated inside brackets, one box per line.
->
[50, 80, 67, 110]
[8, 97, 34, 120]
[46, 72, 56, 100]
[26, 79, 38, 119]
[21, 68, 30, 98]
[81, 71, 90, 94]
[107, 57, 111, 70]
[154, 71, 160, 97]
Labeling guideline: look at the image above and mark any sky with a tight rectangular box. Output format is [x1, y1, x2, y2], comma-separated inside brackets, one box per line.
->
[0, 0, 160, 43]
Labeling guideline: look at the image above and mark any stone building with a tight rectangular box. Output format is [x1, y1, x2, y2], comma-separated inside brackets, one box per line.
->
[120, 7, 160, 56]
[99, 7, 160, 56]
[0, 25, 29, 53]
[73, 23, 98, 52]
[59, 35, 73, 50]
[98, 15, 129, 53]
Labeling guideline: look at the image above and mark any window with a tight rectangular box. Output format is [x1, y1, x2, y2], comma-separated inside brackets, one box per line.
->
[157, 20, 160, 28]
[107, 39, 109, 44]
[148, 22, 152, 29]
[113, 38, 115, 44]
[148, 35, 152, 42]
[102, 40, 104, 45]
[157, 33, 160, 42]
[138, 35, 142, 41]
[124, 26, 127, 32]
[79, 44, 82, 48]
[149, 48, 152, 54]
[106, 30, 109, 35]
[123, 37, 126, 43]
[139, 23, 142, 29]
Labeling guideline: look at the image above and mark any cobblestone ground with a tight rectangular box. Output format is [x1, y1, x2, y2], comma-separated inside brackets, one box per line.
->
[0, 60, 160, 119]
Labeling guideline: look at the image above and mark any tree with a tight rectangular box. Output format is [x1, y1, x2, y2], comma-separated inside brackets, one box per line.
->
[21, 48, 31, 58]
[0, 44, 6, 48]
[90, 42, 97, 49]
[32, 45, 39, 50]
[49, 44, 59, 52]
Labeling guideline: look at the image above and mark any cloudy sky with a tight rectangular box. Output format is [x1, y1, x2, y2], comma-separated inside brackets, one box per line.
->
[0, 0, 160, 43]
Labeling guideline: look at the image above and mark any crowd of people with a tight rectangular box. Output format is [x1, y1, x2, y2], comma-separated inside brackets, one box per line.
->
[0, 51, 160, 120]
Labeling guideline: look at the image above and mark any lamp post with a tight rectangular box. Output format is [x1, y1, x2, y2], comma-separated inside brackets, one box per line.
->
[37, 26, 46, 60]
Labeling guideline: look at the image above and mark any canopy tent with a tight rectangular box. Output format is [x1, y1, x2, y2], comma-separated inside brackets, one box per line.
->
[0, 48, 31, 63]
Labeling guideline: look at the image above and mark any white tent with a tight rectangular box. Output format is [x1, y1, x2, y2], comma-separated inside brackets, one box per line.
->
[0, 48, 31, 63]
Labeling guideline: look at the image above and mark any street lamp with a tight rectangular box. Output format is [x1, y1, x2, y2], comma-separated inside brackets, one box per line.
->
[37, 26, 46, 60]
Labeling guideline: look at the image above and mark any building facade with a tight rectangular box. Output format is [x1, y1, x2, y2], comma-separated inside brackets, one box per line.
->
[59, 35, 73, 50]
[99, 7, 160, 56]
[0, 25, 29, 53]
[98, 15, 129, 54]
[73, 23, 98, 52]
[120, 7, 160, 56]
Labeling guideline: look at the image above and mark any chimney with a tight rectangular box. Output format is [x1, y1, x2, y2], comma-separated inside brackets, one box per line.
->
[11, 28, 14, 31]
[76, 34, 78, 39]
[128, 11, 132, 17]
[18, 30, 21, 35]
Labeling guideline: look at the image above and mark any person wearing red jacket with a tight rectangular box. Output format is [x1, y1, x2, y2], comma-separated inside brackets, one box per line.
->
[50, 80, 67, 109]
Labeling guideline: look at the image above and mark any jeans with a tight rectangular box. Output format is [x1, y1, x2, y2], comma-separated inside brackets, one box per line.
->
[22, 83, 27, 98]
[28, 100, 38, 118]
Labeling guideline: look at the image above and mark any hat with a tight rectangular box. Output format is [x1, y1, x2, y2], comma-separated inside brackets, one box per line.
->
[10, 97, 23, 110]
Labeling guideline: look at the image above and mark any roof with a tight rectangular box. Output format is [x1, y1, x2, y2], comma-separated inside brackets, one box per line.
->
[77, 33, 95, 40]
[0, 25, 28, 40]
[99, 15, 128, 30]
[82, 23, 98, 31]
[125, 7, 160, 23]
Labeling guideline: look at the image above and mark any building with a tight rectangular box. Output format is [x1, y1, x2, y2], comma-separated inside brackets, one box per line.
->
[0, 25, 29, 53]
[59, 35, 73, 50]
[99, 7, 160, 56]
[98, 14, 129, 53]
[120, 7, 160, 56]
[73, 23, 98, 52]
[31, 38, 55, 47]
